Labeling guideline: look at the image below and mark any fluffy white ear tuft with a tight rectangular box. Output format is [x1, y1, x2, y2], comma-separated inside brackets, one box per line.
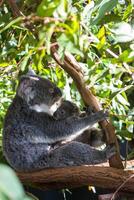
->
[27, 68, 36, 76]
[17, 79, 30, 96]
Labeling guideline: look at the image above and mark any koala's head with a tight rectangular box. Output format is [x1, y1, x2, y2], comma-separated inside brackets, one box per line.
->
[89, 129, 106, 148]
[17, 74, 62, 115]
[53, 100, 80, 120]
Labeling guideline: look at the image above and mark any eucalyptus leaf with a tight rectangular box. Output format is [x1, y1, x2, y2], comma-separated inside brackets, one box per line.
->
[92, 0, 118, 25]
[0, 192, 8, 200]
[57, 34, 83, 56]
[0, 17, 22, 34]
[116, 130, 133, 138]
[116, 93, 129, 106]
[110, 85, 134, 100]
[0, 164, 25, 200]
[111, 22, 134, 43]
[20, 55, 31, 71]
[37, 0, 61, 17]
[127, 124, 134, 133]
[81, 2, 94, 25]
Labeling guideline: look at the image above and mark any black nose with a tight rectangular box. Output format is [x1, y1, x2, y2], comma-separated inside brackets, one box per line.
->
[53, 112, 58, 120]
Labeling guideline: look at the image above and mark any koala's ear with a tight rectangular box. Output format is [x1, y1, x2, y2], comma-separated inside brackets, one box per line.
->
[17, 77, 33, 100]
[73, 106, 79, 113]
[27, 68, 36, 76]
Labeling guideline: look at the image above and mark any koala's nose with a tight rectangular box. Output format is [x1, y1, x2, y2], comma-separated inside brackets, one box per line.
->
[54, 96, 63, 106]
[53, 112, 58, 120]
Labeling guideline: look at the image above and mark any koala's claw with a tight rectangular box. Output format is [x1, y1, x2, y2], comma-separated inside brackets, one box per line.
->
[85, 106, 94, 115]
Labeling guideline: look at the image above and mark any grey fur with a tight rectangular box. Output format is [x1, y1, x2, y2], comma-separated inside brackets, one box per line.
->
[53, 100, 80, 120]
[3, 75, 113, 172]
[54, 100, 106, 148]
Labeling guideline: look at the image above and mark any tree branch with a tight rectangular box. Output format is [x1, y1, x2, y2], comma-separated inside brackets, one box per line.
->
[50, 43, 123, 169]
[17, 160, 134, 192]
[7, 0, 21, 17]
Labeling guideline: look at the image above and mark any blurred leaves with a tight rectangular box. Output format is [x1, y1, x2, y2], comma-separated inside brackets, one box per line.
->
[109, 85, 134, 100]
[0, 164, 34, 200]
[37, 0, 61, 17]
[111, 22, 134, 43]
[91, 0, 118, 25]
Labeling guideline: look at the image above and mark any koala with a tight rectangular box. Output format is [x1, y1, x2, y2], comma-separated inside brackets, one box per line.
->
[76, 129, 106, 148]
[53, 100, 106, 148]
[53, 100, 80, 120]
[2, 73, 114, 172]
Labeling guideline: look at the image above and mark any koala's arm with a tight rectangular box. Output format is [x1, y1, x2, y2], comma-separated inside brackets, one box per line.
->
[6, 111, 108, 147]
[44, 111, 108, 143]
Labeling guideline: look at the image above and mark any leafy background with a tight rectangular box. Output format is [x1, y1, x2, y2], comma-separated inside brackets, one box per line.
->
[0, 0, 134, 198]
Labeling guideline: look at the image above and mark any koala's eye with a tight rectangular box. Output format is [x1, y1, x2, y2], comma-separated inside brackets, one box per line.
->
[60, 109, 65, 115]
[74, 108, 79, 113]
[49, 88, 54, 94]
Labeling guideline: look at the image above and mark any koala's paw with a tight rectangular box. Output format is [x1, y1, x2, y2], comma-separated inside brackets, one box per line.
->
[85, 106, 94, 115]
[106, 144, 117, 159]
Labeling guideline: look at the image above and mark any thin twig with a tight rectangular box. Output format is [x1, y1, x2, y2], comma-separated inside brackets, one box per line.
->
[24, 15, 63, 24]
[111, 174, 134, 200]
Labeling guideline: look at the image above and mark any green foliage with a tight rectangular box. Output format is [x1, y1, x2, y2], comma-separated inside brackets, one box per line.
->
[37, 0, 62, 17]
[0, 164, 35, 200]
[111, 22, 134, 43]
[0, 0, 133, 163]
[91, 0, 118, 25]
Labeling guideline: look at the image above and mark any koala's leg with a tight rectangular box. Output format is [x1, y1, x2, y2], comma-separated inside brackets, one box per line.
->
[16, 142, 116, 171]
[46, 141, 116, 168]
[9, 143, 51, 172]
[74, 128, 106, 148]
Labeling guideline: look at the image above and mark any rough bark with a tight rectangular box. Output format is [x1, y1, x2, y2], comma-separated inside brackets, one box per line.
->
[17, 160, 134, 192]
[50, 43, 123, 169]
